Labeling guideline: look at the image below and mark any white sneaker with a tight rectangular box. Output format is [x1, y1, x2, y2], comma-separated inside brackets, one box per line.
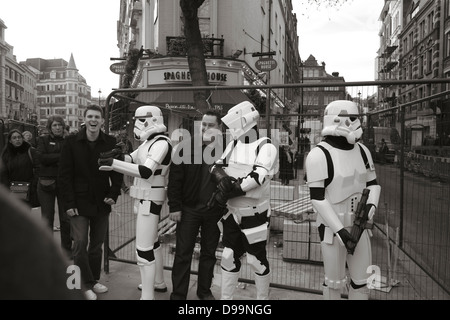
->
[84, 289, 97, 300]
[92, 282, 108, 294]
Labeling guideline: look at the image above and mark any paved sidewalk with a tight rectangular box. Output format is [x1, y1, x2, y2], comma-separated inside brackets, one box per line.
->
[96, 260, 324, 300]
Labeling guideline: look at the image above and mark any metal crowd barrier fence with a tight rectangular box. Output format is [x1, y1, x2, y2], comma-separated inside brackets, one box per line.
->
[104, 80, 450, 300]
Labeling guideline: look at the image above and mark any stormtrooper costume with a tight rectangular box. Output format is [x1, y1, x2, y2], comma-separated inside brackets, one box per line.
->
[209, 101, 278, 300]
[305, 100, 381, 300]
[99, 106, 172, 300]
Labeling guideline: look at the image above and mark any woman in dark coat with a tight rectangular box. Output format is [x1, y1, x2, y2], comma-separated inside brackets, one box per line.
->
[37, 116, 72, 258]
[278, 144, 294, 185]
[0, 129, 39, 207]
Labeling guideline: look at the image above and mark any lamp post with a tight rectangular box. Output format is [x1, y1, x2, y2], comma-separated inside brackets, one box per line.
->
[358, 91, 362, 115]
[98, 89, 102, 107]
[297, 61, 304, 164]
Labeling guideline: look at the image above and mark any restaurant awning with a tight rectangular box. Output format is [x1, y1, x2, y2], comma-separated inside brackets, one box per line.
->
[134, 88, 251, 116]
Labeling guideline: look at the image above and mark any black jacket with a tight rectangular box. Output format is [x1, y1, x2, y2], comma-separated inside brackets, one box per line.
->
[58, 128, 123, 216]
[0, 142, 38, 187]
[0, 141, 40, 207]
[37, 133, 66, 178]
[167, 138, 220, 213]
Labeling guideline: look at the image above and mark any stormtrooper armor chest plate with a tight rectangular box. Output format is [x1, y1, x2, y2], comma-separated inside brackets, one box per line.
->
[325, 146, 367, 205]
[132, 137, 168, 192]
[224, 140, 271, 207]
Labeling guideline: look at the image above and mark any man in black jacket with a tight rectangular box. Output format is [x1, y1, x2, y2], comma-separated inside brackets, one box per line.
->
[168, 111, 224, 300]
[58, 105, 123, 300]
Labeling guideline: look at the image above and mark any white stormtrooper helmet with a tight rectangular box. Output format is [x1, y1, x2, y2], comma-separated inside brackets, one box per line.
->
[321, 100, 363, 144]
[221, 101, 259, 140]
[133, 105, 167, 141]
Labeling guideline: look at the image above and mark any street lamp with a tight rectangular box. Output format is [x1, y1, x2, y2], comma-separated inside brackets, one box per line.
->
[358, 91, 362, 115]
[98, 89, 102, 107]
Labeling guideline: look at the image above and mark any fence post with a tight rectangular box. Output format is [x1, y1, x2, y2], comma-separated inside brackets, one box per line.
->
[399, 104, 405, 248]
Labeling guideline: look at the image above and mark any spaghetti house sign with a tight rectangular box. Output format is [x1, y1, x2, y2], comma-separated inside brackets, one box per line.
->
[146, 68, 241, 86]
[164, 71, 228, 82]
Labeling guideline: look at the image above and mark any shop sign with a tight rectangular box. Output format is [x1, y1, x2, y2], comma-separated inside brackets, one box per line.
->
[255, 58, 277, 71]
[110, 62, 126, 75]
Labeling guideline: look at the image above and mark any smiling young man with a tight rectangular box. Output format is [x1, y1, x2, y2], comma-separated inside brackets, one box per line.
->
[58, 105, 123, 300]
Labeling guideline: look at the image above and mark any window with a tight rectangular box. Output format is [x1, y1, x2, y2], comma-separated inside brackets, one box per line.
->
[324, 95, 340, 105]
[446, 32, 450, 58]
[188, 0, 210, 36]
[408, 32, 413, 49]
[418, 87, 424, 109]
[427, 49, 432, 73]
[419, 55, 424, 77]
[419, 20, 425, 40]
[428, 12, 434, 34]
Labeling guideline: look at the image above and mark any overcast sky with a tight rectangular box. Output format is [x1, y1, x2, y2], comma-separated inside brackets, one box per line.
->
[0, 0, 120, 99]
[294, 0, 384, 93]
[1, 0, 384, 99]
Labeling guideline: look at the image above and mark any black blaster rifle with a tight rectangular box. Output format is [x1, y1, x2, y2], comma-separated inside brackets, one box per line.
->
[346, 188, 371, 255]
[206, 188, 228, 216]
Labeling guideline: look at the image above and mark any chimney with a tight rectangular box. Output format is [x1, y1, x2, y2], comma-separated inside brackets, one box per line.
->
[332, 72, 339, 77]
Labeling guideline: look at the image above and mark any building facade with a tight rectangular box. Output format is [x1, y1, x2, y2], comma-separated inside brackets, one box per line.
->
[115, 0, 301, 137]
[23, 54, 92, 131]
[376, 0, 450, 147]
[0, 19, 38, 122]
[377, 0, 402, 118]
[300, 54, 347, 119]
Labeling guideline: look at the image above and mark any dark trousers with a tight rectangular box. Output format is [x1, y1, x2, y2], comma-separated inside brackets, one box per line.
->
[170, 209, 222, 300]
[70, 214, 109, 289]
[37, 183, 72, 256]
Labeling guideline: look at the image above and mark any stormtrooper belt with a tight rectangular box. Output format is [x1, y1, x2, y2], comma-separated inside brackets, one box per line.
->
[230, 200, 269, 217]
[130, 185, 166, 201]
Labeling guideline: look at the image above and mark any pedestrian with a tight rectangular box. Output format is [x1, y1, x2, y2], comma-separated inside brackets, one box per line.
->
[305, 100, 381, 300]
[36, 115, 72, 259]
[167, 110, 224, 300]
[379, 138, 388, 164]
[98, 105, 172, 300]
[117, 128, 134, 154]
[208, 101, 279, 300]
[279, 144, 294, 185]
[0, 129, 40, 208]
[22, 130, 35, 147]
[116, 128, 134, 193]
[58, 105, 123, 300]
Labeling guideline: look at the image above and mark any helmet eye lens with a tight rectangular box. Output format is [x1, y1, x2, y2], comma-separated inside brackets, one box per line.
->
[349, 116, 357, 122]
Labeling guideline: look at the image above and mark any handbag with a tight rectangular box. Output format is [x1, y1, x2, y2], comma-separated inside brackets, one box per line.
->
[39, 178, 57, 192]
[9, 181, 31, 201]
